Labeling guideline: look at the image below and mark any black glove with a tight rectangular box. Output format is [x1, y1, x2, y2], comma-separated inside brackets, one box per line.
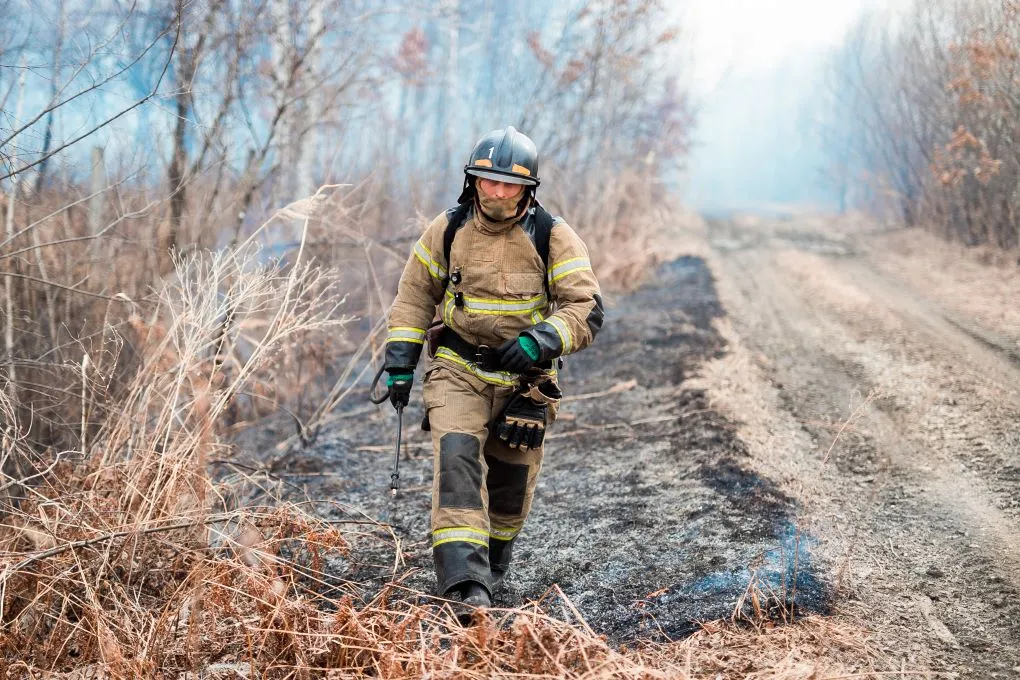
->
[386, 371, 412, 410]
[498, 335, 540, 373]
[494, 394, 547, 450]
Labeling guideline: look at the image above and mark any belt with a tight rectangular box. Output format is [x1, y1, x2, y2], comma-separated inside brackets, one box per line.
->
[438, 327, 552, 373]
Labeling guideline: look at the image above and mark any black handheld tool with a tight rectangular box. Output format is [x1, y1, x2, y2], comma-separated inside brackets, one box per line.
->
[370, 365, 406, 496]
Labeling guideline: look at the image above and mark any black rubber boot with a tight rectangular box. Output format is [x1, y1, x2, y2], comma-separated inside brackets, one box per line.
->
[461, 581, 491, 608]
[446, 581, 491, 625]
[433, 541, 491, 597]
[489, 537, 516, 592]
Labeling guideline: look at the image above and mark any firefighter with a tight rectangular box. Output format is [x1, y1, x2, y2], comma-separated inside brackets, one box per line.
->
[383, 126, 604, 609]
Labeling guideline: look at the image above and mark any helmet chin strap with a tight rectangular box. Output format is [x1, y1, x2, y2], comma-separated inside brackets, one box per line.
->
[458, 175, 477, 205]
[513, 189, 532, 216]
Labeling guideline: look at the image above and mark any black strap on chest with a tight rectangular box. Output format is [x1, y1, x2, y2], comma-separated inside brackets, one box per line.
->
[441, 202, 557, 290]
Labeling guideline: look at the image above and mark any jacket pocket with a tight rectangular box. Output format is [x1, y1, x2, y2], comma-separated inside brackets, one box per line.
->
[502, 272, 545, 297]
[423, 365, 448, 409]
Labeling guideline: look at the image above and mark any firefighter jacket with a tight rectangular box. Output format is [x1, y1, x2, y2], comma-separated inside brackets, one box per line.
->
[384, 202, 604, 386]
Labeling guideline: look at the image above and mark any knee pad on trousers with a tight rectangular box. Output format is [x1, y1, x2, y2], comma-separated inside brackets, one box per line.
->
[439, 433, 483, 509]
[485, 455, 529, 516]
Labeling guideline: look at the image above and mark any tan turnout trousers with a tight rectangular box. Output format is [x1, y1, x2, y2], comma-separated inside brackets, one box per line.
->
[384, 201, 601, 597]
[423, 360, 557, 596]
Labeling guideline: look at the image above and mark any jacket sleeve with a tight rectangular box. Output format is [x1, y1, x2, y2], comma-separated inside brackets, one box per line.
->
[523, 222, 604, 361]
[384, 212, 450, 372]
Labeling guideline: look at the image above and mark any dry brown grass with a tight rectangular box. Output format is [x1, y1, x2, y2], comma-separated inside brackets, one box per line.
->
[0, 203, 900, 679]
[869, 227, 1020, 346]
[0, 227, 349, 676]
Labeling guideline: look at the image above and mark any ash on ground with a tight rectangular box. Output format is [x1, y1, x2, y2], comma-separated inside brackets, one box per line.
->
[257, 256, 830, 642]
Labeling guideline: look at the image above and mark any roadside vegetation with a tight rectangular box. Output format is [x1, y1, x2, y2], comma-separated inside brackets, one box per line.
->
[1, 0, 958, 675]
[822, 0, 1020, 254]
[0, 1, 815, 676]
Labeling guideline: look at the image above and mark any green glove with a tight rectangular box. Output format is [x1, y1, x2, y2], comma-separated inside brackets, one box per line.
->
[386, 371, 413, 409]
[386, 372, 413, 387]
[519, 335, 540, 361]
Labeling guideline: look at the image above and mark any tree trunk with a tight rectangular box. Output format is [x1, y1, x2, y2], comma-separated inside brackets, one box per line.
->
[34, 0, 65, 195]
[295, 0, 324, 200]
[88, 146, 104, 236]
[3, 63, 26, 397]
[165, 86, 189, 266]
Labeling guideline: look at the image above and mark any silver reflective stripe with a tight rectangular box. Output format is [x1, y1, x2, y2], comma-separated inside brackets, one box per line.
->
[432, 527, 489, 546]
[442, 293, 455, 326]
[387, 327, 426, 344]
[444, 290, 548, 316]
[547, 316, 573, 355]
[489, 526, 519, 540]
[413, 240, 448, 281]
[548, 257, 592, 284]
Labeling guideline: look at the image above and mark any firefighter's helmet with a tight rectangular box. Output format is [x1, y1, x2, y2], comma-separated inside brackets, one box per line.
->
[458, 126, 540, 203]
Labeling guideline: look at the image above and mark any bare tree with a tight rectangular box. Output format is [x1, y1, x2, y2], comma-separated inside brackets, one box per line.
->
[823, 0, 1020, 250]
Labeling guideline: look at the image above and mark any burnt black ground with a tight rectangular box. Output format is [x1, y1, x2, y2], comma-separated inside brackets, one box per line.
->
[261, 256, 831, 642]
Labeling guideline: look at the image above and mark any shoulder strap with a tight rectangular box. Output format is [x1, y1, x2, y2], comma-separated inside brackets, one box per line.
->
[441, 202, 562, 289]
[442, 202, 473, 286]
[531, 204, 558, 270]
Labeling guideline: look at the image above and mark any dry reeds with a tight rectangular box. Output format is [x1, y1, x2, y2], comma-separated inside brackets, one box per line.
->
[0, 231, 350, 676]
[0, 202, 895, 679]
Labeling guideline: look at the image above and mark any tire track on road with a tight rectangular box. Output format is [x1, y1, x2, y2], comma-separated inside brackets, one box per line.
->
[708, 220, 1020, 676]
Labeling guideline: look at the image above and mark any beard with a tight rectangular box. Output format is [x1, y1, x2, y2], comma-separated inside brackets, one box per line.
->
[478, 192, 525, 221]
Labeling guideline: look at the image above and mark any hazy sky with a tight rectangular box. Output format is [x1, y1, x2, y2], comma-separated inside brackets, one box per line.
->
[683, 0, 891, 211]
[687, 0, 881, 92]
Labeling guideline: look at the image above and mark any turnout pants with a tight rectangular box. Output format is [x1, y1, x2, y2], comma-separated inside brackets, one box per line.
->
[422, 361, 555, 596]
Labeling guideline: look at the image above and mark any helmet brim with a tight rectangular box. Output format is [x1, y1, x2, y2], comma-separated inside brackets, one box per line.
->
[465, 167, 539, 186]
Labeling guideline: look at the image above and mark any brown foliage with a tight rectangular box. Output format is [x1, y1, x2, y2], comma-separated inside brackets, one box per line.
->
[827, 0, 1020, 251]
[394, 27, 430, 84]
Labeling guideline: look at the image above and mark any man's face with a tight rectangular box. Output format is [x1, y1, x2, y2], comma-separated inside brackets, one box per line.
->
[477, 178, 525, 200]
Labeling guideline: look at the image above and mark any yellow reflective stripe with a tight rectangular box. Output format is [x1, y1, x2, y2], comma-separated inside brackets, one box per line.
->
[432, 527, 490, 548]
[462, 291, 546, 305]
[549, 256, 588, 273]
[413, 240, 448, 281]
[548, 257, 592, 284]
[433, 537, 488, 548]
[489, 526, 520, 540]
[435, 347, 517, 387]
[387, 327, 426, 344]
[546, 316, 572, 355]
[444, 290, 548, 316]
[442, 292, 456, 326]
[432, 526, 519, 544]
[550, 266, 592, 284]
[434, 527, 489, 541]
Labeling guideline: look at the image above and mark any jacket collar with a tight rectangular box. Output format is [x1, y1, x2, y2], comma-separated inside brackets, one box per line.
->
[472, 196, 532, 235]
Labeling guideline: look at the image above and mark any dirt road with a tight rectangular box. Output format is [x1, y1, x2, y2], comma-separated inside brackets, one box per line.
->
[706, 217, 1020, 676]
[271, 216, 1020, 677]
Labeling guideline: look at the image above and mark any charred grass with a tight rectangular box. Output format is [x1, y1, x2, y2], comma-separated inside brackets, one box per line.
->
[0, 201, 894, 676]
